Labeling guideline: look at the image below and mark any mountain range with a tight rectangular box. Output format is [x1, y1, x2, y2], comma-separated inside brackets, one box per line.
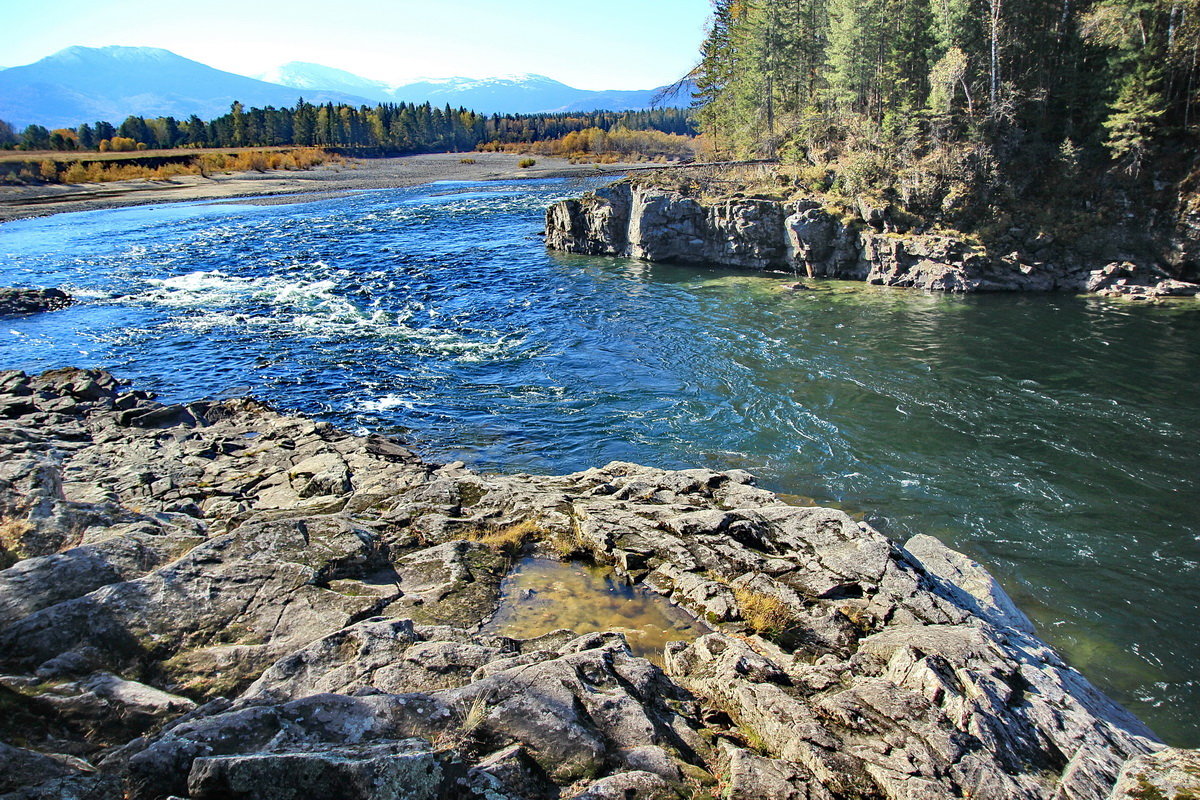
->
[0, 47, 691, 130]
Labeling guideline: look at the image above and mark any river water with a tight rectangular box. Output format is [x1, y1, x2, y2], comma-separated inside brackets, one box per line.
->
[1, 179, 1197, 744]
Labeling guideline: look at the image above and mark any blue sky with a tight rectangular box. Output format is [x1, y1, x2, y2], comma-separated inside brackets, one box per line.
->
[0, 0, 713, 89]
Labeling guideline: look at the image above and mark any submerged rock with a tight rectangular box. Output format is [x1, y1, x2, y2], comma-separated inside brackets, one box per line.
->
[0, 367, 1186, 799]
[546, 182, 1200, 296]
[0, 287, 72, 316]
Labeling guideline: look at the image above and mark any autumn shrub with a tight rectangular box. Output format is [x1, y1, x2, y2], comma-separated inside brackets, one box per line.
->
[62, 162, 89, 183]
[518, 158, 537, 168]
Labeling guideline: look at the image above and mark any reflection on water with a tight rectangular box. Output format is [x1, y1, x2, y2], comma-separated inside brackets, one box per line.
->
[481, 558, 709, 664]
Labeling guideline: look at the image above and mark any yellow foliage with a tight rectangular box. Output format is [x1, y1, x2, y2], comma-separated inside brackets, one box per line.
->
[62, 162, 89, 183]
[39, 148, 334, 185]
[481, 127, 696, 164]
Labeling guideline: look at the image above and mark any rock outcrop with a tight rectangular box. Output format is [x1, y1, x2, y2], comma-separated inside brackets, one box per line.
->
[0, 367, 1184, 799]
[546, 182, 1200, 296]
[0, 288, 72, 316]
[1107, 747, 1200, 799]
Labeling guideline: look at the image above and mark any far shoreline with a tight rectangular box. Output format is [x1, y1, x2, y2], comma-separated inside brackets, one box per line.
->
[0, 152, 637, 223]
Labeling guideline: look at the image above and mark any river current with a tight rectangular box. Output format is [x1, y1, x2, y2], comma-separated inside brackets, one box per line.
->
[1, 178, 1197, 744]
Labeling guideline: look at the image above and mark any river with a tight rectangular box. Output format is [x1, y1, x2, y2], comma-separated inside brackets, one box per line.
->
[1, 178, 1197, 744]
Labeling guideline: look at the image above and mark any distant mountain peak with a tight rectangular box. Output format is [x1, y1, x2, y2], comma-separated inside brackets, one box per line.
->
[0, 46, 690, 128]
[48, 45, 180, 63]
[0, 46, 375, 129]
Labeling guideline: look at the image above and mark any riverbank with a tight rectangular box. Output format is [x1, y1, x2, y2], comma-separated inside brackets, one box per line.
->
[0, 366, 1184, 799]
[0, 152, 638, 223]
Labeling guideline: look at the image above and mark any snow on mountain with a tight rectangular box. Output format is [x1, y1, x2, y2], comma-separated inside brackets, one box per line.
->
[0, 47, 692, 129]
[0, 46, 372, 129]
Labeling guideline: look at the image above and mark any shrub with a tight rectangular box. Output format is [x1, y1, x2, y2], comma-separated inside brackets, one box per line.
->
[62, 162, 89, 183]
[459, 157, 476, 164]
[518, 158, 537, 168]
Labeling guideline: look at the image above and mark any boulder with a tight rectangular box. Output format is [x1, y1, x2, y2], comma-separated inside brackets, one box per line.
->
[0, 288, 72, 316]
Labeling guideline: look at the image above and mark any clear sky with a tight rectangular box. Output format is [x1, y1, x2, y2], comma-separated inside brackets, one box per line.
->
[0, 0, 713, 89]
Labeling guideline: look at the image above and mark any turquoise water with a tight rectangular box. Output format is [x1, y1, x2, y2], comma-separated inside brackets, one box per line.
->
[1, 179, 1197, 744]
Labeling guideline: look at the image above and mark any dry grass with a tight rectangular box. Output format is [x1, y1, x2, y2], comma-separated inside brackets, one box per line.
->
[0, 516, 33, 568]
[465, 518, 544, 556]
[2, 147, 337, 185]
[733, 587, 794, 636]
[0, 145, 319, 164]
[460, 694, 490, 734]
[434, 693, 492, 753]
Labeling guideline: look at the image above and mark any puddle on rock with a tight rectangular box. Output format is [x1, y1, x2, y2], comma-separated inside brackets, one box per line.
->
[481, 557, 709, 665]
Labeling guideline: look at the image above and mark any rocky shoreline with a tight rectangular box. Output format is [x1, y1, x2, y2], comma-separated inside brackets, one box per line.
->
[0, 368, 1196, 799]
[545, 181, 1200, 299]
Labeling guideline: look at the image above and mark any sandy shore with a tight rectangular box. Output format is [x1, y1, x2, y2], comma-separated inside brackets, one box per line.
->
[0, 152, 639, 223]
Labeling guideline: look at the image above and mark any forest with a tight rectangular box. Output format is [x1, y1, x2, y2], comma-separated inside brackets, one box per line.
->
[693, 0, 1200, 230]
[0, 103, 694, 155]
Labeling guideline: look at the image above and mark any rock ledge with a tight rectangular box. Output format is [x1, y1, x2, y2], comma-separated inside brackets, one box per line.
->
[545, 182, 1200, 297]
[0, 367, 1181, 799]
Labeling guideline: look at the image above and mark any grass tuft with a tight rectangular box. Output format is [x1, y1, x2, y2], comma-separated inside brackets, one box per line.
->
[0, 516, 33, 568]
[465, 518, 544, 556]
[733, 587, 794, 637]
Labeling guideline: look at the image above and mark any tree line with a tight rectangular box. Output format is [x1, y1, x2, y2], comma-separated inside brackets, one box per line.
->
[693, 0, 1200, 198]
[0, 102, 694, 154]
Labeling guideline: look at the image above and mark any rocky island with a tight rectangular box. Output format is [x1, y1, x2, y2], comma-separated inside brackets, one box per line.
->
[0, 367, 1195, 799]
[545, 179, 1200, 299]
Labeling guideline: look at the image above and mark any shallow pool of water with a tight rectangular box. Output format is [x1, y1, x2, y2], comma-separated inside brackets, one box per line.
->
[480, 558, 709, 664]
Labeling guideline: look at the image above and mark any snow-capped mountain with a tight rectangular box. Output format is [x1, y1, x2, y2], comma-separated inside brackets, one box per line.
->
[257, 62, 394, 104]
[0, 47, 373, 129]
[268, 66, 689, 115]
[0, 47, 691, 129]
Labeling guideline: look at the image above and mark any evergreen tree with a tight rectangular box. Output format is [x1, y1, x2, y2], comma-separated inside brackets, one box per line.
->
[20, 125, 50, 150]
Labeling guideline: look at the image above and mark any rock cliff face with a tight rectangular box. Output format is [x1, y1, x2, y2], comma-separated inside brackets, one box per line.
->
[546, 182, 1200, 297]
[0, 368, 1185, 800]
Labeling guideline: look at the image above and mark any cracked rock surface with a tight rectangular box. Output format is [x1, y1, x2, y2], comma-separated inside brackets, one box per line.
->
[0, 368, 1180, 799]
